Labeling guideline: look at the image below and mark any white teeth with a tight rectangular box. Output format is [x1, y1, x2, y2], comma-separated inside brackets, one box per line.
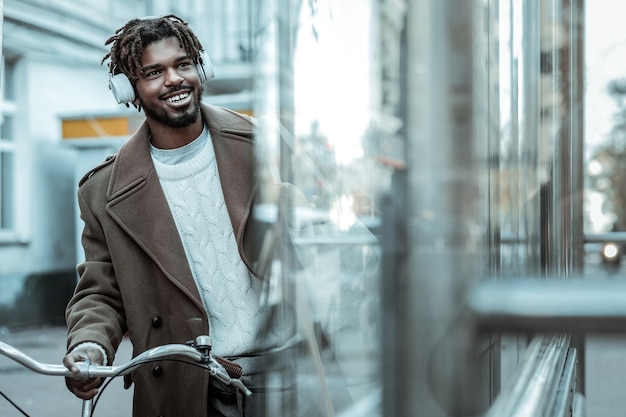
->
[166, 92, 189, 103]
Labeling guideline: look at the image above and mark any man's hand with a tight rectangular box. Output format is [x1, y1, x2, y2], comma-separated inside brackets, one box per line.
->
[63, 346, 105, 400]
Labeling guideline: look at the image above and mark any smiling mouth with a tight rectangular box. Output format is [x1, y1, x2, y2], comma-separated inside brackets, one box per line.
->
[164, 91, 190, 104]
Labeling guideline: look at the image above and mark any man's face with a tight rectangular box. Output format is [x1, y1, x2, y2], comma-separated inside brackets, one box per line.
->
[134, 37, 202, 128]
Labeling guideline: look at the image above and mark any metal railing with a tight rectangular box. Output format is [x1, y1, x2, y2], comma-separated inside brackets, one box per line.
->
[483, 334, 575, 417]
[465, 274, 626, 417]
[585, 232, 626, 244]
[463, 231, 626, 416]
[467, 277, 626, 334]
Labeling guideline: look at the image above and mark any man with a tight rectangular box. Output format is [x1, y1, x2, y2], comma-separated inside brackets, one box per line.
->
[63, 15, 297, 417]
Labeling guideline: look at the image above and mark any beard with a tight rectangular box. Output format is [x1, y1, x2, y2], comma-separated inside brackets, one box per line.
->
[140, 86, 203, 128]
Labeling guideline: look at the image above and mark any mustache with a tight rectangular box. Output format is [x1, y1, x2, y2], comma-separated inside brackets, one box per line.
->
[160, 85, 192, 97]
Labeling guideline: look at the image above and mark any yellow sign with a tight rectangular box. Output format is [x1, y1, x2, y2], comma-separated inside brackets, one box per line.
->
[62, 116, 134, 139]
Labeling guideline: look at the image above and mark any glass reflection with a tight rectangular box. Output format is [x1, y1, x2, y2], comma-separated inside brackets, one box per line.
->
[253, 1, 383, 415]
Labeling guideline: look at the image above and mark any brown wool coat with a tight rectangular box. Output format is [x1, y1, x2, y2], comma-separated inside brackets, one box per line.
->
[66, 103, 262, 417]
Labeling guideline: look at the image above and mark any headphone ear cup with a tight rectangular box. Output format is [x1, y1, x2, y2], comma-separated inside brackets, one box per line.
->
[109, 73, 135, 104]
[197, 51, 215, 84]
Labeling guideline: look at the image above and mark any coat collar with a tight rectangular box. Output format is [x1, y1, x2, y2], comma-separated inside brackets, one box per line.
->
[107, 103, 255, 234]
[107, 103, 244, 198]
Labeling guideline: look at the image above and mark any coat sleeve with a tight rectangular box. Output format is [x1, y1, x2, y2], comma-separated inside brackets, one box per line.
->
[65, 185, 127, 363]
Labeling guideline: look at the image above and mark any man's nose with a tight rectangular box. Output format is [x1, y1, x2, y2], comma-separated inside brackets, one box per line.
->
[164, 68, 184, 85]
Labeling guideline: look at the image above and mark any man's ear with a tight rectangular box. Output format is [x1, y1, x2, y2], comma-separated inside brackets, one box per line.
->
[132, 91, 141, 110]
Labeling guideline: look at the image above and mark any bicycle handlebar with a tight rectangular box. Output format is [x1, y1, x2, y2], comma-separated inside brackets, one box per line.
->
[73, 343, 203, 378]
[0, 340, 72, 377]
[0, 335, 252, 417]
[73, 343, 251, 395]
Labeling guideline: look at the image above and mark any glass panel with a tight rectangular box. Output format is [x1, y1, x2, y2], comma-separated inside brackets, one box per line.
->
[252, 0, 585, 415]
[289, 1, 382, 407]
[253, 1, 384, 415]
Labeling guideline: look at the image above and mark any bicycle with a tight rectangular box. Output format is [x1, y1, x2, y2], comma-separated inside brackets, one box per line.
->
[0, 335, 251, 417]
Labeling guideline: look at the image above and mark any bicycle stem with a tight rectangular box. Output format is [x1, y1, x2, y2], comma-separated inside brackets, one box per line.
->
[81, 399, 93, 417]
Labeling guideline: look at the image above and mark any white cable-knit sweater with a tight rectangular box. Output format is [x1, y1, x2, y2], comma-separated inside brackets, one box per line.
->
[150, 128, 290, 356]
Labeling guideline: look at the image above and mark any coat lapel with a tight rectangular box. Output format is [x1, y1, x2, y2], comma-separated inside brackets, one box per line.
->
[203, 104, 256, 268]
[104, 122, 202, 306]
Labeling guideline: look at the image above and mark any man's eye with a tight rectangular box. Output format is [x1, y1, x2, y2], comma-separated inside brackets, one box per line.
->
[147, 70, 161, 77]
[179, 62, 192, 69]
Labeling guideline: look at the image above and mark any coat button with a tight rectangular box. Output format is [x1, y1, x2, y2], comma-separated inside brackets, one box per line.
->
[151, 316, 163, 328]
[152, 366, 163, 377]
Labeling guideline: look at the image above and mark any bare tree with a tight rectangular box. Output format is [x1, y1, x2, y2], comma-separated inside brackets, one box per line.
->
[590, 78, 626, 229]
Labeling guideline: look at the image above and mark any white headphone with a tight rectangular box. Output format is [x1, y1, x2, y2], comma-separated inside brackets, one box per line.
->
[108, 50, 215, 104]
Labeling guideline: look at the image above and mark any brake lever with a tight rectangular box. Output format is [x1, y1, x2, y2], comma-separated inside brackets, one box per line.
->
[207, 354, 252, 396]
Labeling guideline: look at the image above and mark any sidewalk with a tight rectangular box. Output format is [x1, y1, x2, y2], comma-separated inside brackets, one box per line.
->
[0, 326, 132, 417]
[585, 334, 626, 417]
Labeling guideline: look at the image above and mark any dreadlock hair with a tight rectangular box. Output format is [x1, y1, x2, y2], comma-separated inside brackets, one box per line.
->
[102, 14, 204, 84]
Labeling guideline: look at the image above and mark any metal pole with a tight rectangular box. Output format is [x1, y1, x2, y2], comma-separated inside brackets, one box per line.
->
[397, 0, 484, 416]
